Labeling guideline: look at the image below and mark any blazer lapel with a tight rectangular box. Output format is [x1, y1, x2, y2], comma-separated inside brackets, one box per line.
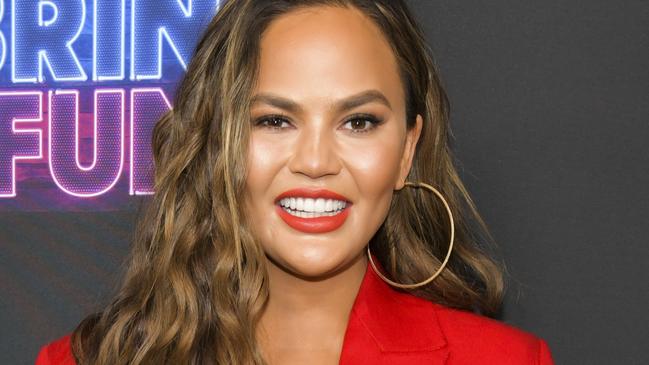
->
[338, 254, 450, 365]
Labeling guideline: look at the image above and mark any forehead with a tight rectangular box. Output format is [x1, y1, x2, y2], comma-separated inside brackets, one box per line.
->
[254, 5, 405, 111]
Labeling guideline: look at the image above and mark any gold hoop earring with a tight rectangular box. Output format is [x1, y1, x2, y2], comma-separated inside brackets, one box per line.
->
[367, 181, 455, 289]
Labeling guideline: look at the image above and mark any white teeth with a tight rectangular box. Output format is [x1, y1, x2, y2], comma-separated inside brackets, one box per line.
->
[278, 197, 347, 213]
[304, 198, 314, 212]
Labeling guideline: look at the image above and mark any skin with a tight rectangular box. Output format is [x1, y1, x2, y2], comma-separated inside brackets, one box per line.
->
[243, 5, 423, 365]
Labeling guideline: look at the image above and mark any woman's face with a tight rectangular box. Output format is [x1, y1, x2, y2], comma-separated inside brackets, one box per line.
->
[244, 5, 422, 279]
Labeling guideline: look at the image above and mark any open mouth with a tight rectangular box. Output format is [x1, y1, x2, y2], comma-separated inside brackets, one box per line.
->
[274, 188, 352, 233]
[275, 187, 353, 233]
[277, 197, 348, 218]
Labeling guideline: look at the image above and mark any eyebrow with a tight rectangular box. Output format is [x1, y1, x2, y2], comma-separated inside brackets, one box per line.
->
[250, 89, 392, 114]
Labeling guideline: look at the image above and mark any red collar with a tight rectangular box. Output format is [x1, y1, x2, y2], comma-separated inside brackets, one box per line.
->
[338, 253, 450, 364]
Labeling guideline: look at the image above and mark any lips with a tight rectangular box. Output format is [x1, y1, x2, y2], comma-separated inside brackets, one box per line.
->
[274, 188, 352, 233]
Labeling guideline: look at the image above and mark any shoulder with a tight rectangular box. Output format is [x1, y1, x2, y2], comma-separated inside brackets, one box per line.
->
[35, 333, 76, 365]
[427, 300, 555, 364]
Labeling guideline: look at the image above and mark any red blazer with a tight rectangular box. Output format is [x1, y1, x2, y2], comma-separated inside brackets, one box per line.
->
[36, 256, 554, 364]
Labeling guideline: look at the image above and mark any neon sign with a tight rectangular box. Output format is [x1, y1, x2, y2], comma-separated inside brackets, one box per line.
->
[0, 0, 220, 211]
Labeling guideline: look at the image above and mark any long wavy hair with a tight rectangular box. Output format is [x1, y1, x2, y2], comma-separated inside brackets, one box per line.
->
[70, 0, 505, 363]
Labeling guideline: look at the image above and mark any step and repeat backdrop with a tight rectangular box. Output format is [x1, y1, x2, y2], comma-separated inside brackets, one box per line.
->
[1, 1, 648, 364]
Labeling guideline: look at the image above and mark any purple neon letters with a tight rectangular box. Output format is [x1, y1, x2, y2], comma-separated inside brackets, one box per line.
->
[0, 89, 170, 197]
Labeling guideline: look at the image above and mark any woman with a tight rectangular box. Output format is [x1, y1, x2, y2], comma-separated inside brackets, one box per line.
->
[36, 0, 554, 364]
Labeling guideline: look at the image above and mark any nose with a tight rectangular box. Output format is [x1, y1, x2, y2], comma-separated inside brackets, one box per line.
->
[287, 122, 341, 179]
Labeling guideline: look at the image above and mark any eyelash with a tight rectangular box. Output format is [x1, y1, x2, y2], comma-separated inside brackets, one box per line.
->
[253, 113, 383, 134]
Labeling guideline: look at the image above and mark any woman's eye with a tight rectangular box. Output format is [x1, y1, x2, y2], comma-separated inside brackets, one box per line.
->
[254, 115, 291, 130]
[342, 114, 382, 133]
[254, 113, 382, 133]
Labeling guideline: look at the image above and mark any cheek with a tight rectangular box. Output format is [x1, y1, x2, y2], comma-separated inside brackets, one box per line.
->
[244, 135, 275, 217]
[245, 133, 288, 195]
[243, 133, 290, 231]
[342, 133, 403, 197]
[340, 130, 404, 230]
[246, 138, 269, 190]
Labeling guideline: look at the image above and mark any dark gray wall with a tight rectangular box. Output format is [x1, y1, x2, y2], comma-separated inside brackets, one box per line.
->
[1, 1, 647, 364]
[411, 0, 649, 364]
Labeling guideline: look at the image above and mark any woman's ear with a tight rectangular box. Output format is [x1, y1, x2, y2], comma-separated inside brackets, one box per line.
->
[395, 114, 423, 190]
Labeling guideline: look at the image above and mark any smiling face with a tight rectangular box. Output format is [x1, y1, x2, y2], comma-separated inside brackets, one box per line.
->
[243, 5, 422, 279]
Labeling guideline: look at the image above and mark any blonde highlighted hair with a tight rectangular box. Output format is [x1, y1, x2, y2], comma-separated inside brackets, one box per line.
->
[71, 0, 505, 363]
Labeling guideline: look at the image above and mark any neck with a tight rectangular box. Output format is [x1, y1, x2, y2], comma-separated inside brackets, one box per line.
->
[265, 251, 367, 312]
[256, 251, 368, 353]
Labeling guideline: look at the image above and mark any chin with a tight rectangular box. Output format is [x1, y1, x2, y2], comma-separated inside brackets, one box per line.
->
[270, 249, 351, 279]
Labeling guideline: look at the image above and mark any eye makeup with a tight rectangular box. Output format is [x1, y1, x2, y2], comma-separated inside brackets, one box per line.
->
[252, 112, 385, 134]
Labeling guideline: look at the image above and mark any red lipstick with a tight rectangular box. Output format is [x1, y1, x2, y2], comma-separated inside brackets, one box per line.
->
[275, 188, 352, 234]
